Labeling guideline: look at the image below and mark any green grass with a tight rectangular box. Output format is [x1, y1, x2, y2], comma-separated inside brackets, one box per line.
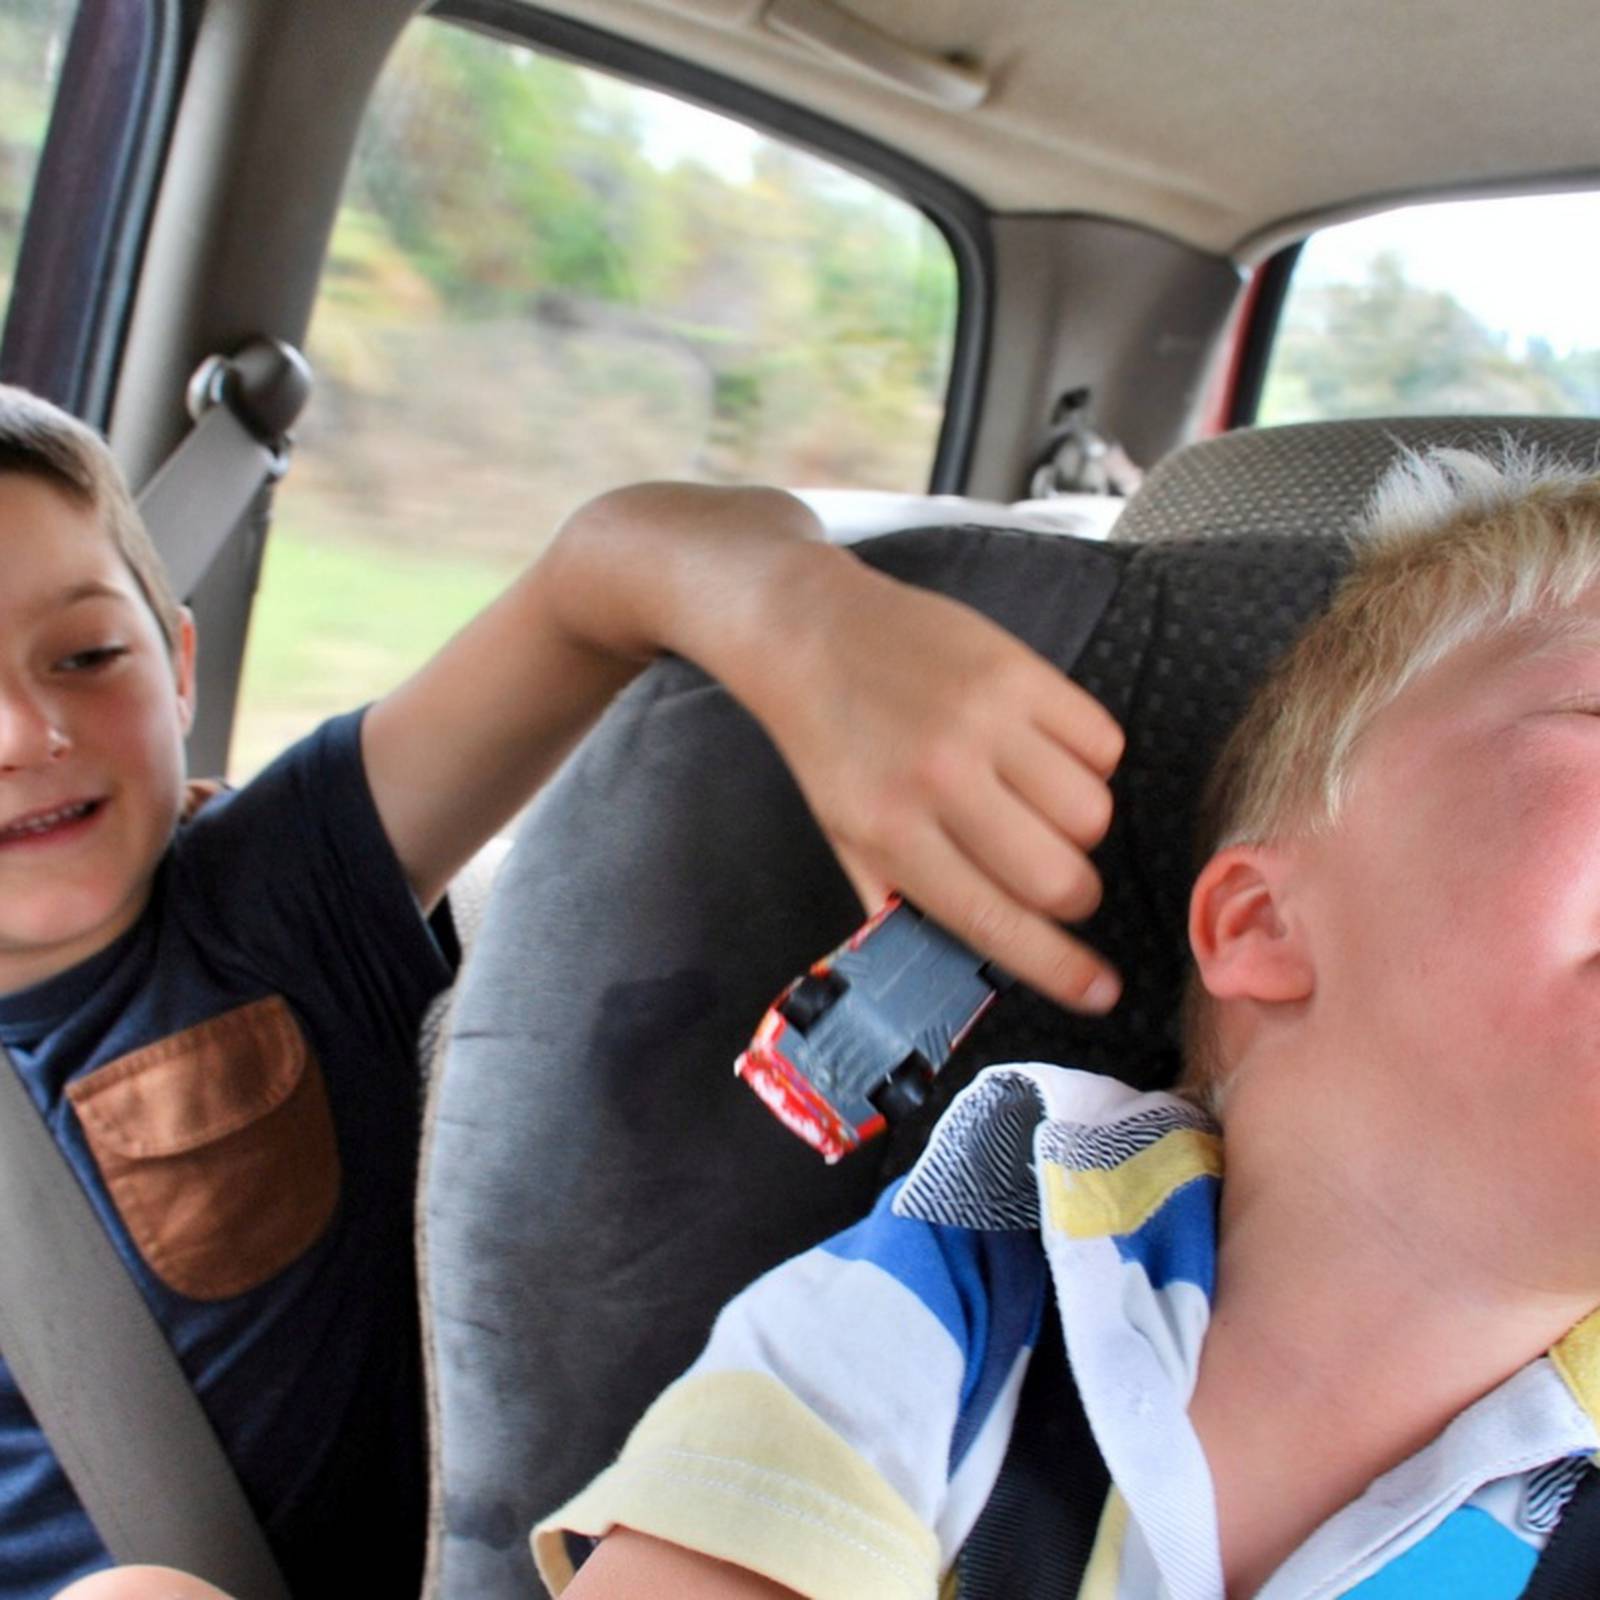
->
[230, 519, 515, 778]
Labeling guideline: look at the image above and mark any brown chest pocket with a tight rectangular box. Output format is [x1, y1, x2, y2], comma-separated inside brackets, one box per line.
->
[68, 996, 340, 1301]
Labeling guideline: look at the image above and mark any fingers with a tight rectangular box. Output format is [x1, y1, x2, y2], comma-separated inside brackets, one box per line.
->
[775, 583, 1129, 1008]
[1035, 674, 1125, 780]
[919, 837, 1121, 1014]
[999, 729, 1116, 863]
[818, 698, 1124, 1012]
[938, 772, 1105, 925]
[854, 820, 1120, 1014]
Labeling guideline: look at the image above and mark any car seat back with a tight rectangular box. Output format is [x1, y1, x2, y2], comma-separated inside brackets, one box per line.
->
[419, 415, 1600, 1598]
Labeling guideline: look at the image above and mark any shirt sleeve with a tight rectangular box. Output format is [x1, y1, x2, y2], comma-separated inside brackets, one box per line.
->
[174, 708, 456, 1046]
[532, 1181, 1047, 1600]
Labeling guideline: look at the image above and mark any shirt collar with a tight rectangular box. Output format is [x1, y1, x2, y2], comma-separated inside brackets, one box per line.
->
[895, 1062, 1600, 1600]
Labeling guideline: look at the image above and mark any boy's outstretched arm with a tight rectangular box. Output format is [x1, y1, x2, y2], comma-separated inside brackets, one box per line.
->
[362, 483, 1124, 1012]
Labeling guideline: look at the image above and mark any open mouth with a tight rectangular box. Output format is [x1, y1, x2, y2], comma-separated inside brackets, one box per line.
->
[0, 799, 104, 847]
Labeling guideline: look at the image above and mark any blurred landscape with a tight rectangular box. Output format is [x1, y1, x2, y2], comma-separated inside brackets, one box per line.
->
[240, 19, 960, 772]
[1262, 250, 1600, 422]
[282, 23, 957, 553]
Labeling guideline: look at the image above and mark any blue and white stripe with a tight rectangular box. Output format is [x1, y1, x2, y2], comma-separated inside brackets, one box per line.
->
[535, 1063, 1600, 1600]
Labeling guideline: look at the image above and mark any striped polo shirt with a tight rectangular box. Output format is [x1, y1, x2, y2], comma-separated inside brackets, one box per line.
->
[535, 1064, 1600, 1599]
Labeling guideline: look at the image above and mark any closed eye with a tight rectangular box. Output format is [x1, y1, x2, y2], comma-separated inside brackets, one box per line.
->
[1546, 691, 1600, 716]
[55, 645, 130, 673]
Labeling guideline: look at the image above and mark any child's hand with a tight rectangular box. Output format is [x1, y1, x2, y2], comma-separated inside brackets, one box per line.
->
[487, 480, 1123, 1012]
[744, 547, 1124, 1014]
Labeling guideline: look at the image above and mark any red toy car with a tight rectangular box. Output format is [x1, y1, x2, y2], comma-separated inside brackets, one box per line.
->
[736, 897, 1009, 1162]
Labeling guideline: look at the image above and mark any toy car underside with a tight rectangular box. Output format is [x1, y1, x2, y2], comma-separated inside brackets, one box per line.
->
[736, 899, 1005, 1162]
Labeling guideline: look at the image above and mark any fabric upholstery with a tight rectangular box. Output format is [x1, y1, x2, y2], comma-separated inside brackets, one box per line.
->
[418, 415, 1600, 1599]
[1111, 416, 1600, 543]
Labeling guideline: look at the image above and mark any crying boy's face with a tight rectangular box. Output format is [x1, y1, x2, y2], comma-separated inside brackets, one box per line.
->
[1269, 597, 1600, 1278]
[0, 472, 195, 995]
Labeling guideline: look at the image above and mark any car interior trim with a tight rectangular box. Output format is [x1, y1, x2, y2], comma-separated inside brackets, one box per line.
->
[1233, 167, 1600, 267]
[1222, 242, 1301, 430]
[761, 0, 989, 112]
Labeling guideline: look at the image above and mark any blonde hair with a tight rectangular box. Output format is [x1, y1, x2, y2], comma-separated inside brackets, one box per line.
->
[1180, 442, 1600, 1112]
[0, 385, 182, 652]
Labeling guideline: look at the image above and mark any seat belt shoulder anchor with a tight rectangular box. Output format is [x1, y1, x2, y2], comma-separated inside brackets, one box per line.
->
[185, 337, 312, 474]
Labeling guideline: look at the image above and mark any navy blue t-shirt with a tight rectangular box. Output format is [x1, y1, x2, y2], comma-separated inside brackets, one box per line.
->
[0, 710, 456, 1598]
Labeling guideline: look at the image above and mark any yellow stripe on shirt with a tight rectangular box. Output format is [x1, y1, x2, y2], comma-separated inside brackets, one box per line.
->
[1551, 1306, 1600, 1439]
[532, 1368, 940, 1600]
[1077, 1486, 1129, 1600]
[1043, 1129, 1222, 1242]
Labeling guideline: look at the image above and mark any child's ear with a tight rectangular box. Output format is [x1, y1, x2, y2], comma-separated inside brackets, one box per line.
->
[1188, 844, 1313, 1004]
[173, 607, 198, 734]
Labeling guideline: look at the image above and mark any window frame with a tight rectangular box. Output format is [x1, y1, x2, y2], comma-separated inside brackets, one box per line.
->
[0, 0, 192, 423]
[1219, 241, 1301, 430]
[431, 0, 992, 492]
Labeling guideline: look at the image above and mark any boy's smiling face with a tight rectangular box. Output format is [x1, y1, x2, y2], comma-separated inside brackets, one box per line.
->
[0, 473, 195, 995]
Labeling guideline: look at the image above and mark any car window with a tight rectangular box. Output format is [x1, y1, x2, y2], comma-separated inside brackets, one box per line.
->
[1255, 192, 1600, 426]
[0, 0, 80, 330]
[230, 12, 959, 778]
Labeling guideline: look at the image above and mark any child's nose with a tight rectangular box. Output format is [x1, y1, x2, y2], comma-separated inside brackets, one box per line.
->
[0, 685, 70, 772]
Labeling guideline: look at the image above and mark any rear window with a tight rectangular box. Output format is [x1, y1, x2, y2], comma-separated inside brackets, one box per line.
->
[231, 12, 959, 777]
[1256, 193, 1600, 425]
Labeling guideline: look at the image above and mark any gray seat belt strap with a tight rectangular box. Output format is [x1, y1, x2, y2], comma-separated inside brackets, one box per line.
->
[135, 337, 313, 597]
[0, 1039, 291, 1599]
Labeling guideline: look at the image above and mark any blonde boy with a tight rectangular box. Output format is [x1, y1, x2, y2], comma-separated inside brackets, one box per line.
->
[0, 384, 1123, 1598]
[518, 446, 1600, 1600]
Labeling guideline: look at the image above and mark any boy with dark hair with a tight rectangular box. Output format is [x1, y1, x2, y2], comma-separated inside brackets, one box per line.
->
[0, 383, 1123, 1598]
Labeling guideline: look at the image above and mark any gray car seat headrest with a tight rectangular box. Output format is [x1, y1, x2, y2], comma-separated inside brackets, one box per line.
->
[420, 415, 1600, 1600]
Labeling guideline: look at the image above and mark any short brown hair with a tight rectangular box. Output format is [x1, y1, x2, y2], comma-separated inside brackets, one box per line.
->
[0, 384, 182, 651]
[1180, 444, 1600, 1113]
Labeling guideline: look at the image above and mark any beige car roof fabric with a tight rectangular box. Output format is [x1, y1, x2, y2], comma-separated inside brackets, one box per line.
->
[529, 0, 1600, 256]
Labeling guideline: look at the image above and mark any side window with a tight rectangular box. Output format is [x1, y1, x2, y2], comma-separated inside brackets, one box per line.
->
[232, 14, 959, 777]
[0, 0, 80, 328]
[1255, 193, 1600, 426]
